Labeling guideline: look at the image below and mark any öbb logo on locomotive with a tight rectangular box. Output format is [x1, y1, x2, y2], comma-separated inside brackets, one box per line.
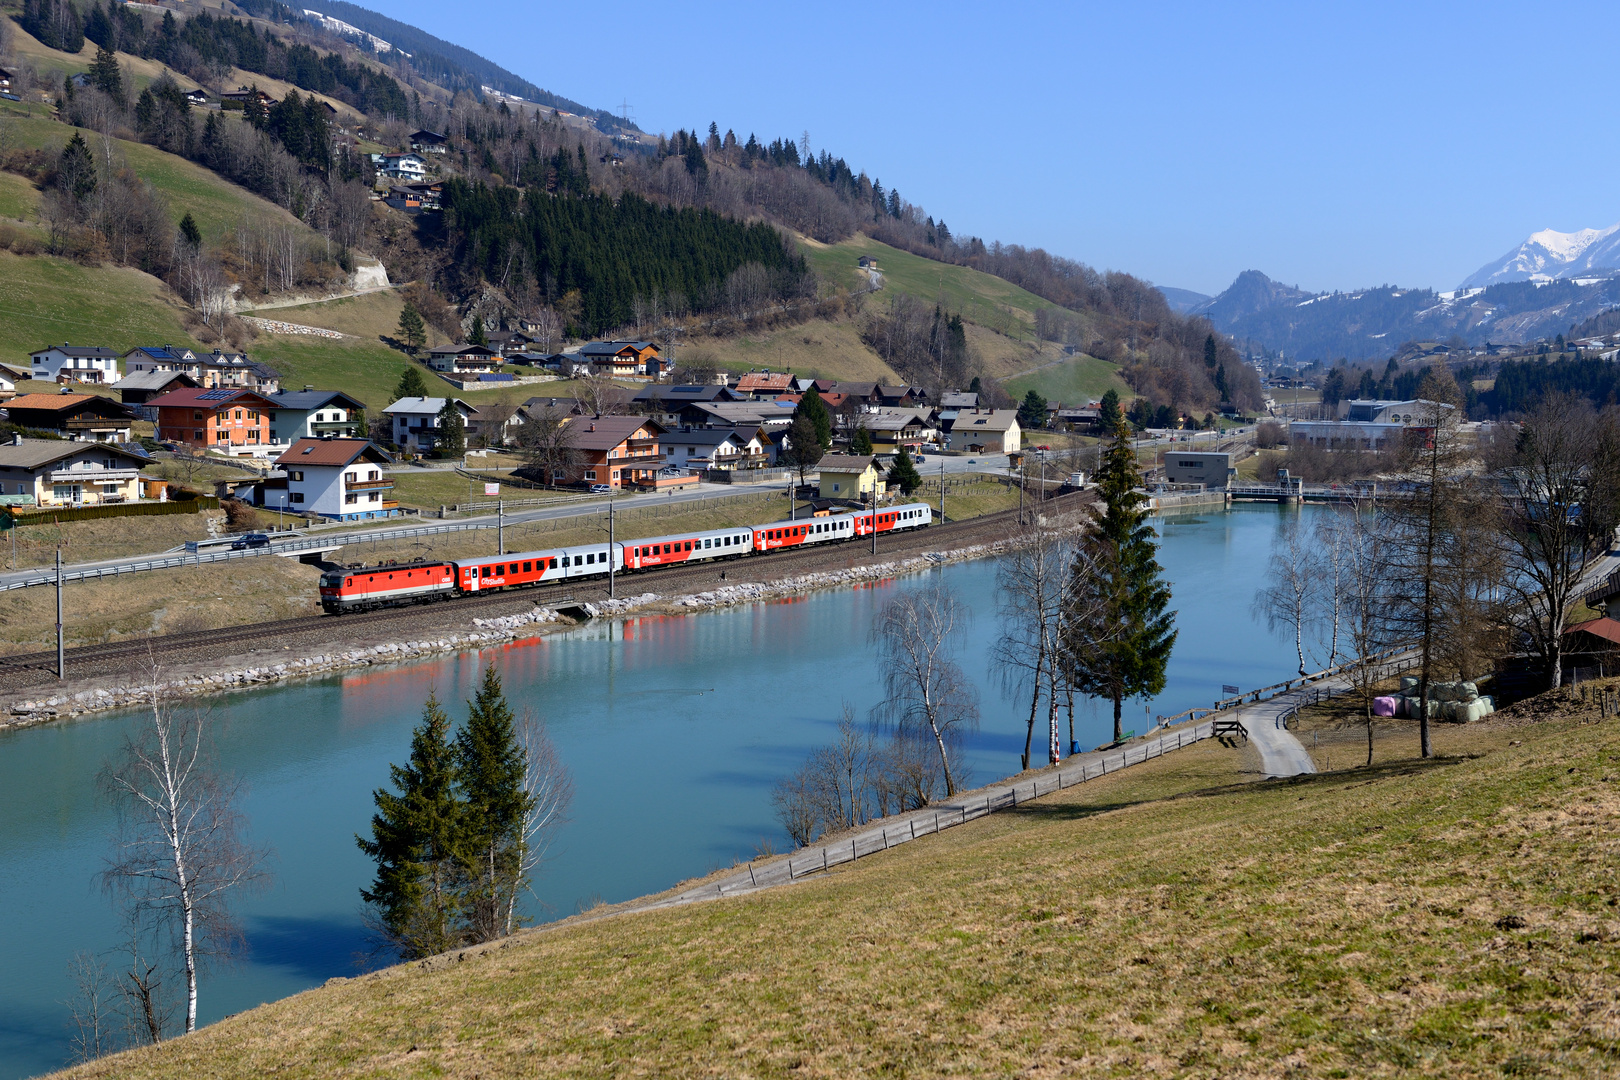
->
[318, 503, 934, 613]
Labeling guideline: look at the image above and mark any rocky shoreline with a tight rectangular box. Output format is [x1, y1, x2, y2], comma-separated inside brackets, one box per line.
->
[0, 536, 1025, 731]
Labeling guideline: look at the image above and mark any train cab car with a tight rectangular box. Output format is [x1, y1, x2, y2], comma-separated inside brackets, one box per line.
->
[320, 560, 457, 613]
[852, 502, 934, 537]
[454, 551, 565, 593]
[625, 528, 752, 570]
[552, 544, 622, 580]
[753, 514, 856, 552]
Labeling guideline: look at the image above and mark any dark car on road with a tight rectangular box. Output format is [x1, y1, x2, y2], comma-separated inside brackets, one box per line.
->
[230, 533, 271, 550]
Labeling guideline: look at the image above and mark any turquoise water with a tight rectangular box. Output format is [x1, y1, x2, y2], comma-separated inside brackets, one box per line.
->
[0, 504, 1308, 1076]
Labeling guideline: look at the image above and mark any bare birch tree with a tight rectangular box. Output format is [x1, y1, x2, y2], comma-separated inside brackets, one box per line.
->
[99, 687, 270, 1036]
[993, 524, 1070, 770]
[1253, 517, 1324, 677]
[872, 584, 979, 796]
[506, 711, 573, 936]
[1325, 502, 1397, 764]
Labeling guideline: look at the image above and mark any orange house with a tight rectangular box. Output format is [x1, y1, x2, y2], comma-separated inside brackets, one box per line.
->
[146, 386, 278, 453]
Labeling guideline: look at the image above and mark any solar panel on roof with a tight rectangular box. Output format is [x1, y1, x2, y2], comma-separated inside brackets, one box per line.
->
[198, 388, 236, 400]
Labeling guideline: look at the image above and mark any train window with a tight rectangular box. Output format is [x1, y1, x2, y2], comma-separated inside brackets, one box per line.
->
[586, 553, 595, 565]
[523, 562, 531, 572]
[685, 541, 693, 551]
[345, 578, 352, 586]
[561, 556, 570, 567]
[703, 538, 711, 549]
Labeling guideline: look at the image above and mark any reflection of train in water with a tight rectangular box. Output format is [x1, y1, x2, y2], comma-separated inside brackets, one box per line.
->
[319, 503, 934, 614]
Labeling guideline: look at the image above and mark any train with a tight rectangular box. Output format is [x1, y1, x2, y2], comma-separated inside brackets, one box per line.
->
[318, 502, 935, 614]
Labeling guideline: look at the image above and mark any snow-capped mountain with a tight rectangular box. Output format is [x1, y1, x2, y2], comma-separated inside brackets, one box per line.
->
[1461, 224, 1620, 289]
[302, 9, 409, 57]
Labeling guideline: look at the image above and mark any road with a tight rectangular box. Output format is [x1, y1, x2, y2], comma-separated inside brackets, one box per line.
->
[0, 456, 1022, 591]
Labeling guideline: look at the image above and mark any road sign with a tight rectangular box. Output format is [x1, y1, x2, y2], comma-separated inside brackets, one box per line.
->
[484, 483, 500, 496]
[1221, 684, 1240, 696]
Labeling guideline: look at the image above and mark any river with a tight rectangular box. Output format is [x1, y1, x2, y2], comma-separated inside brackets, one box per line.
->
[0, 504, 1314, 1077]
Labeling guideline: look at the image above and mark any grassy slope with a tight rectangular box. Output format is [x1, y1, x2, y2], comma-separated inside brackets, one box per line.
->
[57, 702, 1620, 1078]
[1005, 354, 1133, 405]
[799, 234, 1058, 341]
[686, 317, 900, 383]
[0, 248, 193, 356]
[5, 23, 209, 96]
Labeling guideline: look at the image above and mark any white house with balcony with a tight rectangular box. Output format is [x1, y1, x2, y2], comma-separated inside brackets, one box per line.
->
[381, 396, 475, 453]
[267, 389, 366, 445]
[30, 343, 121, 385]
[273, 437, 399, 521]
[0, 434, 147, 506]
[377, 153, 427, 181]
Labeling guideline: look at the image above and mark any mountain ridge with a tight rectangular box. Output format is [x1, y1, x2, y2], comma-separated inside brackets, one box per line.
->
[1461, 222, 1620, 289]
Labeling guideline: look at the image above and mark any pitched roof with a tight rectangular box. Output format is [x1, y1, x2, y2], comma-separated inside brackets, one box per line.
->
[118, 370, 201, 392]
[144, 387, 280, 410]
[31, 344, 118, 358]
[0, 437, 148, 470]
[660, 427, 747, 448]
[1567, 617, 1620, 646]
[274, 438, 392, 468]
[681, 401, 797, 425]
[561, 415, 664, 451]
[579, 340, 657, 356]
[429, 343, 498, 356]
[958, 409, 1019, 432]
[735, 372, 795, 393]
[939, 392, 978, 408]
[270, 389, 366, 411]
[382, 396, 469, 416]
[7, 393, 124, 413]
[632, 384, 736, 404]
[815, 454, 878, 473]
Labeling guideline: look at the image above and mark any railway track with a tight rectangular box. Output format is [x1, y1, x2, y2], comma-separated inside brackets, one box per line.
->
[0, 494, 1088, 690]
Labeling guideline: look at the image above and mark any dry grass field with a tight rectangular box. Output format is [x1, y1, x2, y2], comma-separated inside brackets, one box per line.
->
[51, 695, 1620, 1078]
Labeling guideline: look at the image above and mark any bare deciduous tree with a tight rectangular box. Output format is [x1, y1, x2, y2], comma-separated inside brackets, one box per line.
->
[993, 524, 1072, 770]
[1253, 517, 1325, 677]
[507, 711, 573, 936]
[99, 685, 271, 1036]
[516, 405, 581, 485]
[1324, 503, 1397, 764]
[573, 370, 623, 418]
[872, 584, 978, 796]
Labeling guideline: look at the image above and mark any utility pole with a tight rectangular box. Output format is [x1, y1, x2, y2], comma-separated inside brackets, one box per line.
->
[938, 457, 945, 521]
[497, 497, 504, 555]
[870, 485, 877, 556]
[608, 492, 616, 600]
[55, 548, 64, 681]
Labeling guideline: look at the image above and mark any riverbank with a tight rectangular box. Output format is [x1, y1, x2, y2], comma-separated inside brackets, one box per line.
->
[52, 699, 1608, 1079]
[0, 530, 1055, 729]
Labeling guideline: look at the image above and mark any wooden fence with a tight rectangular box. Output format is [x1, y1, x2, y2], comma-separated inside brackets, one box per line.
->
[3, 496, 218, 528]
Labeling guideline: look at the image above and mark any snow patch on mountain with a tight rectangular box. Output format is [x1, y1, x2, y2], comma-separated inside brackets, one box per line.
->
[1462, 223, 1620, 289]
[302, 10, 410, 57]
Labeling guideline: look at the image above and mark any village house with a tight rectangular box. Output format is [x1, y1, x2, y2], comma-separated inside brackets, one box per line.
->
[673, 399, 797, 430]
[952, 407, 1022, 454]
[466, 404, 526, 447]
[119, 371, 202, 420]
[0, 434, 148, 506]
[221, 86, 275, 107]
[272, 438, 398, 521]
[427, 343, 501, 374]
[121, 345, 197, 376]
[30, 344, 121, 385]
[377, 153, 428, 181]
[856, 408, 939, 454]
[267, 389, 366, 445]
[733, 371, 796, 399]
[659, 425, 771, 471]
[184, 88, 209, 107]
[558, 415, 667, 489]
[409, 129, 448, 154]
[0, 362, 27, 400]
[631, 383, 741, 421]
[579, 341, 661, 378]
[382, 396, 476, 453]
[4, 393, 136, 442]
[146, 386, 280, 454]
[815, 454, 882, 500]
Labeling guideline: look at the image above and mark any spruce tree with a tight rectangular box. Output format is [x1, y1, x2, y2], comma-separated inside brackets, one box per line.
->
[469, 315, 487, 347]
[455, 667, 533, 943]
[888, 446, 922, 495]
[436, 400, 466, 455]
[796, 385, 832, 449]
[393, 364, 429, 402]
[90, 43, 122, 99]
[357, 691, 466, 959]
[850, 424, 874, 456]
[1017, 389, 1048, 431]
[178, 212, 201, 248]
[1203, 333, 1218, 369]
[786, 413, 824, 489]
[397, 303, 426, 355]
[1215, 363, 1230, 402]
[1098, 388, 1122, 430]
[1062, 419, 1177, 743]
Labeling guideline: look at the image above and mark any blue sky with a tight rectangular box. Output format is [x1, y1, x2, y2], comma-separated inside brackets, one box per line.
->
[373, 1, 1616, 296]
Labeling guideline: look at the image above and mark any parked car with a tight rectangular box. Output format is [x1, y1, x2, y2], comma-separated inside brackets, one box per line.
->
[230, 533, 271, 550]
[914, 455, 926, 463]
[589, 484, 612, 494]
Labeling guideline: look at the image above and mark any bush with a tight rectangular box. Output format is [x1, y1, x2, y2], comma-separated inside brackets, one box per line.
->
[222, 497, 261, 532]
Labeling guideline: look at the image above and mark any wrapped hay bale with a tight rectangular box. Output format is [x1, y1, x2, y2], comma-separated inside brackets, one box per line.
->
[1401, 676, 1420, 694]
[1434, 681, 1460, 702]
[1459, 681, 1479, 701]
[1458, 699, 1490, 723]
[1477, 695, 1494, 714]
[1373, 695, 1399, 717]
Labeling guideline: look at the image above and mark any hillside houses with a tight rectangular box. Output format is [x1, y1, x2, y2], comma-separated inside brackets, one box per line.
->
[6, 394, 136, 442]
[31, 344, 121, 385]
[0, 435, 148, 507]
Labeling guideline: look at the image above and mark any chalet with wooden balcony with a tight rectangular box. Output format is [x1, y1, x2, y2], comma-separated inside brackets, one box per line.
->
[146, 386, 280, 455]
[659, 425, 771, 471]
[427, 343, 501, 374]
[273, 438, 398, 521]
[579, 340, 661, 378]
[559, 415, 667, 489]
[4, 393, 136, 443]
[0, 434, 148, 507]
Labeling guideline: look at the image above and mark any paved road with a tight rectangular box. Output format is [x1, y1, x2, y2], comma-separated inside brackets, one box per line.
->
[1235, 689, 1319, 778]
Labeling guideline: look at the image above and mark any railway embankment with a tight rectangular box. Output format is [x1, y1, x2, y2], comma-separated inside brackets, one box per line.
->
[0, 532, 1039, 729]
